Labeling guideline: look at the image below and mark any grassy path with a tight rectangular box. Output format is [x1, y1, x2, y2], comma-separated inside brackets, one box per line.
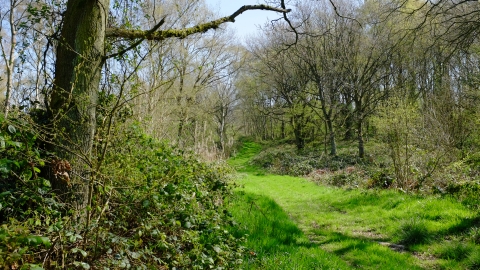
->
[227, 142, 480, 269]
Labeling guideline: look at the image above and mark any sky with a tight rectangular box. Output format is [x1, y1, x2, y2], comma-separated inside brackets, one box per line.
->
[204, 0, 285, 41]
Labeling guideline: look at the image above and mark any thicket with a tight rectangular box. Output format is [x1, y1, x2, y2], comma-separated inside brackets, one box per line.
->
[0, 114, 244, 269]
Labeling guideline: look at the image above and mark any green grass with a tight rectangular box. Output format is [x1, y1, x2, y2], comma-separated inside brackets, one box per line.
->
[228, 192, 351, 269]
[227, 141, 480, 269]
[228, 141, 262, 172]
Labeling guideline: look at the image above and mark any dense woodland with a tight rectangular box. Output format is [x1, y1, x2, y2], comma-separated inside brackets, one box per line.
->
[1, 0, 480, 268]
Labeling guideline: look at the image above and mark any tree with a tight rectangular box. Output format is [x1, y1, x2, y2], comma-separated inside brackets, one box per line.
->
[0, 0, 30, 116]
[248, 31, 312, 150]
[45, 0, 291, 215]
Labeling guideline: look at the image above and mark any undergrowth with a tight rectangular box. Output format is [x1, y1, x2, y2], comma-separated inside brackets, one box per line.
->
[0, 115, 244, 269]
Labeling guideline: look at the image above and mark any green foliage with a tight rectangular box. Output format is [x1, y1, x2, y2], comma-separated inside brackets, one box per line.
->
[445, 181, 480, 209]
[250, 145, 362, 177]
[90, 123, 243, 269]
[367, 169, 394, 189]
[0, 116, 244, 269]
[0, 115, 60, 268]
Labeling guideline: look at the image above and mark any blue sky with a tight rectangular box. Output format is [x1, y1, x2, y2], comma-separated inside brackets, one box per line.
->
[205, 0, 284, 40]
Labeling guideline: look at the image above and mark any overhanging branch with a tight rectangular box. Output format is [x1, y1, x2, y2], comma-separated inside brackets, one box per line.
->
[105, 17, 166, 59]
[105, 4, 291, 40]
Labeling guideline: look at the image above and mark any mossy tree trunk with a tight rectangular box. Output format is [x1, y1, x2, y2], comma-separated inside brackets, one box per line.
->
[49, 0, 108, 214]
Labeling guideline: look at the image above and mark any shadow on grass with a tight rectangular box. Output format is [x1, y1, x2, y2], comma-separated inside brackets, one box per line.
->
[228, 191, 351, 269]
[229, 191, 312, 249]
[310, 228, 424, 269]
[228, 191, 422, 270]
[442, 215, 480, 236]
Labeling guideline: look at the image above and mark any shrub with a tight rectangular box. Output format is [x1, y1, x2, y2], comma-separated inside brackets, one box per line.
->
[445, 181, 480, 209]
[290, 161, 314, 176]
[367, 170, 394, 189]
[0, 116, 244, 269]
[0, 115, 60, 268]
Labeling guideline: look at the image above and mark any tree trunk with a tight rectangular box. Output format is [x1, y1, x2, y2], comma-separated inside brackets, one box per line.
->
[357, 119, 365, 159]
[343, 101, 354, 141]
[326, 119, 337, 156]
[2, 0, 17, 117]
[291, 116, 305, 151]
[49, 0, 109, 214]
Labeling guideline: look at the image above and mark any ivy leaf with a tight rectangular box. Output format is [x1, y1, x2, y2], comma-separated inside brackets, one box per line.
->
[7, 125, 16, 134]
[73, 261, 90, 269]
[0, 191, 12, 198]
[71, 248, 88, 257]
[213, 245, 222, 253]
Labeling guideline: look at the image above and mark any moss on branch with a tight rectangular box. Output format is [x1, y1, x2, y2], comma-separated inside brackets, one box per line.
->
[105, 4, 290, 40]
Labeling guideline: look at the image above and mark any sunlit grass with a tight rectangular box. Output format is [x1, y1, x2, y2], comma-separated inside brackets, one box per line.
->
[228, 192, 351, 269]
[227, 141, 480, 269]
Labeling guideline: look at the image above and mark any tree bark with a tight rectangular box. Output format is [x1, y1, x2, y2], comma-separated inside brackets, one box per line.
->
[357, 116, 365, 159]
[49, 0, 109, 213]
[291, 115, 305, 150]
[1, 0, 18, 117]
[326, 119, 337, 156]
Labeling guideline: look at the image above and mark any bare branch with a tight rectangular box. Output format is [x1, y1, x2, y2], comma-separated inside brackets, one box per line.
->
[328, 0, 362, 27]
[105, 4, 291, 40]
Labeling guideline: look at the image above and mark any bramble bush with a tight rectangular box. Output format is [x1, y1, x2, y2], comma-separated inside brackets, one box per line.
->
[0, 114, 244, 269]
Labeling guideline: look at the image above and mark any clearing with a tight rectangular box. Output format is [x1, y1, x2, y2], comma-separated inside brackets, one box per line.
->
[227, 142, 480, 269]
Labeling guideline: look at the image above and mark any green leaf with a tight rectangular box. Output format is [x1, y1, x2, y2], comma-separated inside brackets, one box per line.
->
[26, 265, 44, 270]
[40, 236, 51, 248]
[213, 245, 222, 253]
[71, 248, 88, 257]
[0, 191, 11, 198]
[42, 179, 50, 187]
[0, 159, 11, 174]
[23, 169, 33, 180]
[7, 125, 16, 134]
[73, 261, 90, 269]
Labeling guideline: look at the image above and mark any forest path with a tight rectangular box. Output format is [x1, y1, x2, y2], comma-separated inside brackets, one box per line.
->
[227, 142, 474, 269]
